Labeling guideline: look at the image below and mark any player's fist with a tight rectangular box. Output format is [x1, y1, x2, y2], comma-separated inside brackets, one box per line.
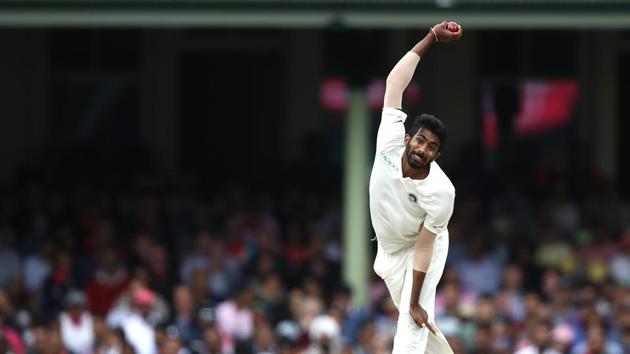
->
[409, 303, 436, 335]
[446, 22, 459, 32]
[431, 21, 463, 43]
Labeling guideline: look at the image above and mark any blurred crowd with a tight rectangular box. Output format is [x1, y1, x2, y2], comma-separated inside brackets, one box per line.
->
[0, 142, 628, 354]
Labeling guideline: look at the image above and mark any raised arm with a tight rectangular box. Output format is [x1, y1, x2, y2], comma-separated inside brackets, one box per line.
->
[383, 22, 463, 109]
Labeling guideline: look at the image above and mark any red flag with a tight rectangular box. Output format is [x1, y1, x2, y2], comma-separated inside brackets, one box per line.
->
[320, 78, 349, 113]
[482, 86, 499, 151]
[514, 80, 580, 135]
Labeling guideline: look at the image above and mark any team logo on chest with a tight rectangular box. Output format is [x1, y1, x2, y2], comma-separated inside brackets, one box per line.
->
[408, 193, 418, 204]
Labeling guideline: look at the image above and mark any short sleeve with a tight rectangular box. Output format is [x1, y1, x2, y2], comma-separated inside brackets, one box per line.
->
[376, 108, 407, 153]
[422, 188, 455, 235]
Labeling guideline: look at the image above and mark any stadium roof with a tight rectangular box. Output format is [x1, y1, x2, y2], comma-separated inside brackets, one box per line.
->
[1, 0, 630, 28]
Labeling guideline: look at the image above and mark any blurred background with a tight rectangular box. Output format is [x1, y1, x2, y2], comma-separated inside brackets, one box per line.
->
[0, 0, 629, 353]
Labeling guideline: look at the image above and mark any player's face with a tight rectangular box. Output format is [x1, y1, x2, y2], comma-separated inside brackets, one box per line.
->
[404, 128, 441, 169]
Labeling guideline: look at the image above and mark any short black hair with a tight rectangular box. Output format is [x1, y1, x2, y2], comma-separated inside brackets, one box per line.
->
[408, 114, 447, 150]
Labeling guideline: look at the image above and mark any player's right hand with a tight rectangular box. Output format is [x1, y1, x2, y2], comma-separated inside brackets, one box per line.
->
[431, 21, 463, 43]
[409, 303, 436, 335]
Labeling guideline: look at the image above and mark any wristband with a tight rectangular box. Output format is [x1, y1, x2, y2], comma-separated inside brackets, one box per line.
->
[429, 27, 438, 43]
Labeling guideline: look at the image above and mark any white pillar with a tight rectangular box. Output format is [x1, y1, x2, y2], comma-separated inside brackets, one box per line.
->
[342, 90, 370, 307]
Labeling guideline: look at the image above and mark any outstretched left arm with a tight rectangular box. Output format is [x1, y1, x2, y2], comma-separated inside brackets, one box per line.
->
[409, 225, 437, 334]
[409, 188, 455, 332]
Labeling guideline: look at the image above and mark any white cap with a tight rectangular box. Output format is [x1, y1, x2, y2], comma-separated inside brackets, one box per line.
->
[308, 315, 340, 342]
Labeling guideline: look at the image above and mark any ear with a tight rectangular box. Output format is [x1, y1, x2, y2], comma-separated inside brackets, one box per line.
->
[435, 152, 441, 160]
[404, 134, 411, 144]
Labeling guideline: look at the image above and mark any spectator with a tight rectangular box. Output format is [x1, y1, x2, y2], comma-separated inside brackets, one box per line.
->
[281, 223, 308, 270]
[181, 237, 240, 303]
[215, 284, 255, 353]
[471, 323, 492, 354]
[92, 315, 109, 352]
[188, 268, 214, 308]
[252, 322, 278, 354]
[571, 323, 624, 354]
[22, 242, 53, 297]
[329, 284, 367, 346]
[59, 291, 94, 354]
[548, 281, 575, 325]
[170, 285, 201, 346]
[457, 238, 502, 295]
[0, 315, 25, 354]
[293, 294, 324, 340]
[206, 239, 240, 302]
[299, 237, 340, 293]
[190, 325, 221, 354]
[352, 320, 376, 354]
[179, 231, 214, 285]
[372, 297, 398, 342]
[0, 237, 21, 290]
[496, 264, 526, 322]
[515, 320, 562, 354]
[256, 273, 290, 326]
[551, 323, 576, 354]
[85, 246, 130, 317]
[108, 278, 169, 327]
[95, 327, 135, 354]
[41, 250, 80, 315]
[43, 321, 69, 354]
[610, 305, 630, 353]
[108, 287, 158, 354]
[146, 244, 177, 299]
[302, 315, 341, 354]
[0, 289, 19, 331]
[160, 336, 188, 354]
[609, 232, 630, 286]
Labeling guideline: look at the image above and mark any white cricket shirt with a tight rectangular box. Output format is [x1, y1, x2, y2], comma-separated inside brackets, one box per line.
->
[369, 108, 455, 254]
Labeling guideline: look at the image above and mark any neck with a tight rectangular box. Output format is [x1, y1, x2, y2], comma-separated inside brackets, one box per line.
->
[401, 154, 430, 180]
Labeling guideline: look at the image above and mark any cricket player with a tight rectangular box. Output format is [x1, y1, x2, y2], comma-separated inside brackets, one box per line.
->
[370, 21, 462, 353]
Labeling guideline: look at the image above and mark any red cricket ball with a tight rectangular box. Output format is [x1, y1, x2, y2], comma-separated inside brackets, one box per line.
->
[446, 22, 459, 32]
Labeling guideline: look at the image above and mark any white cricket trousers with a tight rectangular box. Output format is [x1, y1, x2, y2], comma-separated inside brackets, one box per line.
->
[373, 231, 453, 354]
